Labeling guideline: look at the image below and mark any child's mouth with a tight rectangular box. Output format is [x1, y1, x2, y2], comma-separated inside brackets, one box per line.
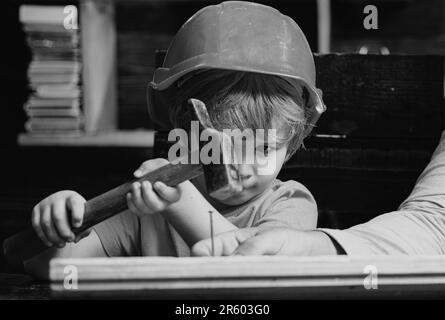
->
[240, 177, 255, 189]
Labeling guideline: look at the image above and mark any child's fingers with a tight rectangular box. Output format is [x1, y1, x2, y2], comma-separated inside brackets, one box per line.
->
[153, 181, 180, 202]
[141, 181, 165, 211]
[52, 201, 75, 242]
[126, 193, 141, 215]
[40, 205, 64, 247]
[134, 158, 169, 177]
[67, 195, 84, 228]
[130, 182, 150, 213]
[31, 205, 52, 247]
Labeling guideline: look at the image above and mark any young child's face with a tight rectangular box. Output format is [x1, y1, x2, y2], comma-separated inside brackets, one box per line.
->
[196, 120, 289, 207]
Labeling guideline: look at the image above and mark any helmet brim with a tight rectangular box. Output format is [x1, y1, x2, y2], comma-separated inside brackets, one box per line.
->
[147, 64, 325, 136]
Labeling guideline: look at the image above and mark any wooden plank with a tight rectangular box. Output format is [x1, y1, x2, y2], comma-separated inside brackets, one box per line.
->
[80, 0, 117, 133]
[50, 256, 445, 298]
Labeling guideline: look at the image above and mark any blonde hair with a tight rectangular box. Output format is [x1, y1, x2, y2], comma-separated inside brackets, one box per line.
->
[169, 69, 310, 160]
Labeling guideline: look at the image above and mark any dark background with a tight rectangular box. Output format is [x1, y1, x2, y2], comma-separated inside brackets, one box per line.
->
[1, 0, 444, 271]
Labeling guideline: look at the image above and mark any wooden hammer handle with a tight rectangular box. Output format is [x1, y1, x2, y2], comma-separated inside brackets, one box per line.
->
[3, 163, 203, 268]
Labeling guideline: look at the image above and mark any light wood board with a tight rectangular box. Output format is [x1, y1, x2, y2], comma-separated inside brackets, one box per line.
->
[50, 255, 445, 299]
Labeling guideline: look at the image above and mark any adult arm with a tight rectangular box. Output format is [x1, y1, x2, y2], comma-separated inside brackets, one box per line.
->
[193, 131, 445, 256]
[319, 131, 445, 255]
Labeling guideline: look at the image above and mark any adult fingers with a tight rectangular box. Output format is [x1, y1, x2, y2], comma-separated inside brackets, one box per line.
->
[233, 228, 289, 256]
[191, 228, 259, 257]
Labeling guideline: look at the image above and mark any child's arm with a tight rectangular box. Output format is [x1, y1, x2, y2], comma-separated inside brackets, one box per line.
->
[25, 190, 109, 279]
[162, 180, 238, 246]
[128, 159, 238, 247]
[24, 230, 107, 280]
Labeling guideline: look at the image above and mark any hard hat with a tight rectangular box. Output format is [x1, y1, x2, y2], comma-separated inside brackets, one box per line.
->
[148, 1, 326, 135]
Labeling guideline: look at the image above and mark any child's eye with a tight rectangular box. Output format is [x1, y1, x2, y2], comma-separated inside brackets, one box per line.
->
[257, 144, 272, 156]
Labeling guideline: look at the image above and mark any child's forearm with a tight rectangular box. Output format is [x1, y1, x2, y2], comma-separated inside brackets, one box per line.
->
[24, 230, 107, 279]
[163, 181, 238, 246]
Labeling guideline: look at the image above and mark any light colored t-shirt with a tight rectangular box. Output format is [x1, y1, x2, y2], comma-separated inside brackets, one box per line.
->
[319, 131, 445, 255]
[94, 179, 317, 257]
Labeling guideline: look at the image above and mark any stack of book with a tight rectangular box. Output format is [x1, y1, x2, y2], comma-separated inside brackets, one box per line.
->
[20, 5, 83, 136]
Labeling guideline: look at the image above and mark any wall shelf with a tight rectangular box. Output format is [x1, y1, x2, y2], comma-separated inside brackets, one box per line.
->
[18, 129, 154, 147]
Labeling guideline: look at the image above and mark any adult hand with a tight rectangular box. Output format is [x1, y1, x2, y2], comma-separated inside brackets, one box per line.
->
[191, 227, 340, 256]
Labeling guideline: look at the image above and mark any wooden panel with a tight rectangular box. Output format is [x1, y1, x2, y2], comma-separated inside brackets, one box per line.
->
[50, 256, 445, 298]
[152, 51, 444, 139]
[80, 0, 117, 132]
[315, 54, 444, 139]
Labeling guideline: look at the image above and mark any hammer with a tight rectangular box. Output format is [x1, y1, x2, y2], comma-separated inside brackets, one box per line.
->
[4, 99, 242, 269]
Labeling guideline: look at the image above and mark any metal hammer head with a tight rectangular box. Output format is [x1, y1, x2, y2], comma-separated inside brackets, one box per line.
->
[188, 98, 243, 201]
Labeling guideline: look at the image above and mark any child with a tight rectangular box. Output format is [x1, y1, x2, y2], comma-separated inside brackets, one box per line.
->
[25, 1, 325, 276]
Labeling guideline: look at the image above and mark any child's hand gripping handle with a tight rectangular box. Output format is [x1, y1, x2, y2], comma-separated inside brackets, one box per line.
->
[3, 163, 203, 269]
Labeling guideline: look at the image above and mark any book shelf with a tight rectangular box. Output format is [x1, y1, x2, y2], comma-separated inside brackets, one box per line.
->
[17, 0, 143, 147]
[18, 129, 154, 147]
[15, 0, 326, 147]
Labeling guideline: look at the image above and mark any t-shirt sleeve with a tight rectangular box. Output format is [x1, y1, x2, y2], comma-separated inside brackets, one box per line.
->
[93, 210, 142, 257]
[318, 131, 445, 255]
[254, 180, 318, 230]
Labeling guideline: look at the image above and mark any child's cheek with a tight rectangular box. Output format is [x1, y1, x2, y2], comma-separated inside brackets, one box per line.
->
[257, 150, 283, 176]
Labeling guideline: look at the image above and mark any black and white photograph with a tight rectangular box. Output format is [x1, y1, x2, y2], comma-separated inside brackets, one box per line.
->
[1, 0, 445, 310]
